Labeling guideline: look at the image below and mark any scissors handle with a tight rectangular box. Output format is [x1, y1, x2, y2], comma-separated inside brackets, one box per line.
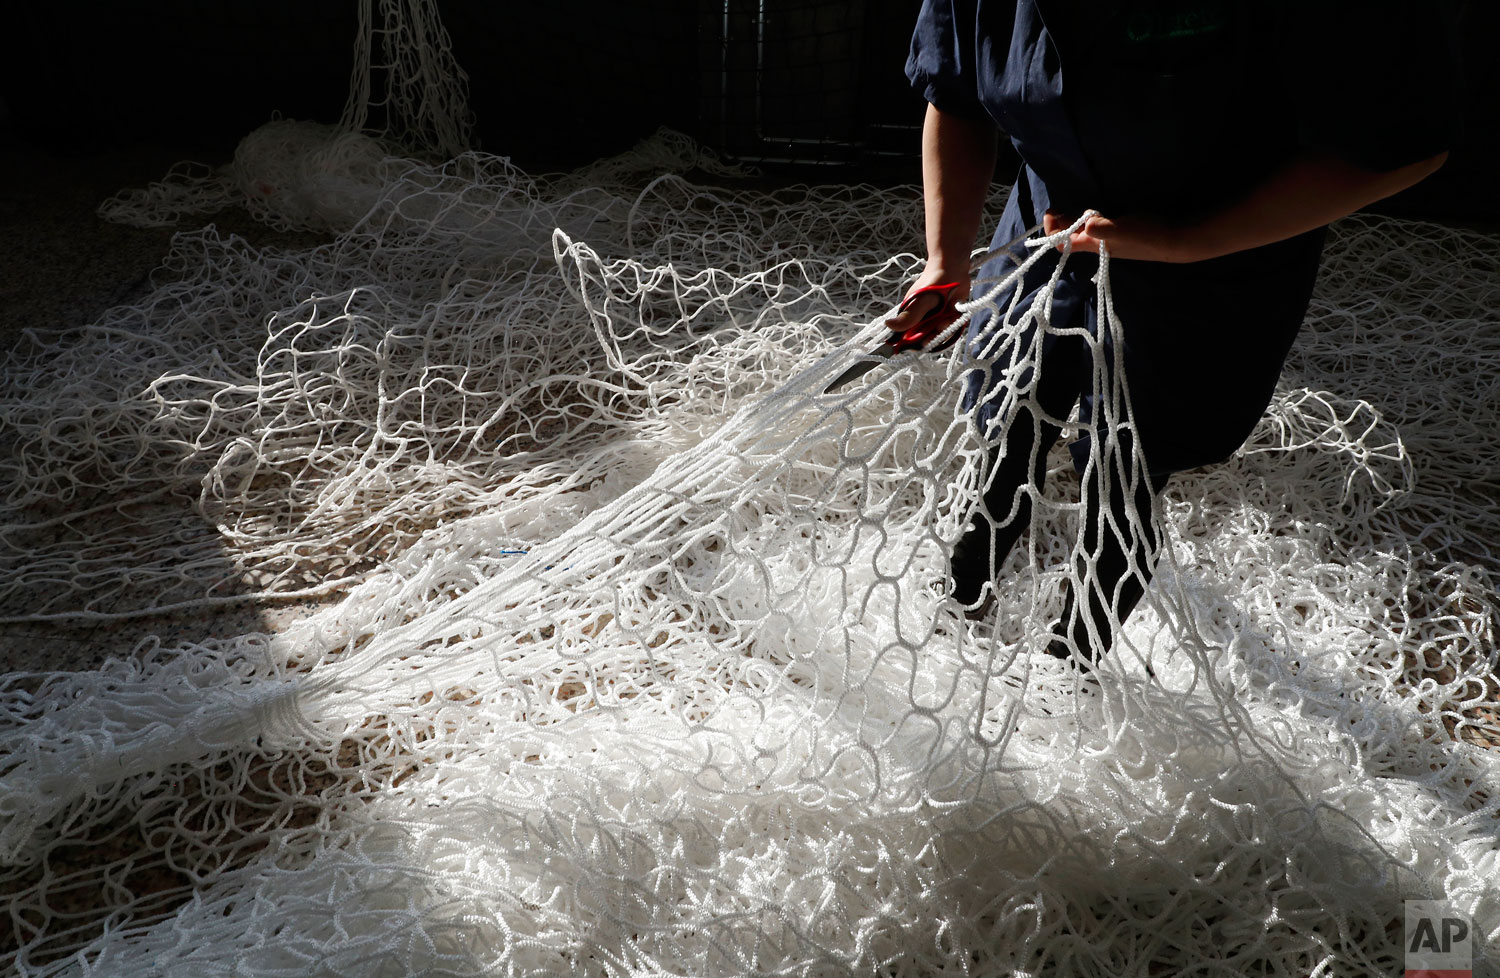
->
[890, 281, 964, 353]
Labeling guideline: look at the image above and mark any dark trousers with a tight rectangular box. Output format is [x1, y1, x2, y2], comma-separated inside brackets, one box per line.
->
[955, 226, 1324, 660]
[953, 401, 1169, 661]
[954, 309, 1169, 662]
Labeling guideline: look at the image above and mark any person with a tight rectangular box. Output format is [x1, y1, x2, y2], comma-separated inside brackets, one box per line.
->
[893, 0, 1458, 665]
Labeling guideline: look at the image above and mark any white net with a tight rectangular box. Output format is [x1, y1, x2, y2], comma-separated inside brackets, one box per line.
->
[3, 2, 1499, 974]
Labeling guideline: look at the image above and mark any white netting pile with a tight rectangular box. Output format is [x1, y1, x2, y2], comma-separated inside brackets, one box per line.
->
[3, 2, 1499, 974]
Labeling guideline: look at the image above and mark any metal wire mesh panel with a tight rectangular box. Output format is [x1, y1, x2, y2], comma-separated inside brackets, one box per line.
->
[701, 0, 926, 165]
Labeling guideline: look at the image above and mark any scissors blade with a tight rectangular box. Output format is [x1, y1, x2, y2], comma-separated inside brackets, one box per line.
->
[824, 342, 898, 393]
[823, 280, 966, 395]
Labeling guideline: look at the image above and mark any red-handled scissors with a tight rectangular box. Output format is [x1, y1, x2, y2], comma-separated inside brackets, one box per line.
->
[823, 281, 965, 394]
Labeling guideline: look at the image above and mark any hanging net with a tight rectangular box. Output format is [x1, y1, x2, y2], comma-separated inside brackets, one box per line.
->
[3, 2, 1499, 974]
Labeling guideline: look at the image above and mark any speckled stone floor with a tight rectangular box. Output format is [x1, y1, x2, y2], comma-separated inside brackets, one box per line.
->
[0, 127, 334, 676]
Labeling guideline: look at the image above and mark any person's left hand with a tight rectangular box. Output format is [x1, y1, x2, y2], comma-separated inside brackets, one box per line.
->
[1042, 210, 1196, 263]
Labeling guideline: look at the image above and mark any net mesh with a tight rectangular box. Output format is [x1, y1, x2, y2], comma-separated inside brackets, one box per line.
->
[3, 2, 1499, 974]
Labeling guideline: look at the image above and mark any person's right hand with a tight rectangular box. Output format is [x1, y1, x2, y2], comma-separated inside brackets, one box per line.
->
[884, 264, 970, 338]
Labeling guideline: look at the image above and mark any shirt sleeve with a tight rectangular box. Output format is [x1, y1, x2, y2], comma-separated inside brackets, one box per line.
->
[1284, 0, 1462, 171]
[906, 0, 990, 121]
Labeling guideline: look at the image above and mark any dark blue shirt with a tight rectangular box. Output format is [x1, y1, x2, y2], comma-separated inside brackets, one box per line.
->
[903, 0, 1459, 473]
[907, 0, 1459, 219]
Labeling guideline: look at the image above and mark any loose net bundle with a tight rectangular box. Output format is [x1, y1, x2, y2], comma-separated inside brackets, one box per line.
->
[3, 3, 1499, 974]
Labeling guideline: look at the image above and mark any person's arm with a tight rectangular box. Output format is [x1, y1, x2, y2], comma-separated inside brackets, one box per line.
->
[1044, 151, 1450, 263]
[888, 102, 999, 329]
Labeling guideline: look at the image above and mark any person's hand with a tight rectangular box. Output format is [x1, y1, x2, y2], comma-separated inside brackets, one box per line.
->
[885, 264, 970, 335]
[1042, 210, 1195, 263]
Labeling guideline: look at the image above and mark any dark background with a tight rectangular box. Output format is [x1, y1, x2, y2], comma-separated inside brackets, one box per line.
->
[0, 0, 1495, 216]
